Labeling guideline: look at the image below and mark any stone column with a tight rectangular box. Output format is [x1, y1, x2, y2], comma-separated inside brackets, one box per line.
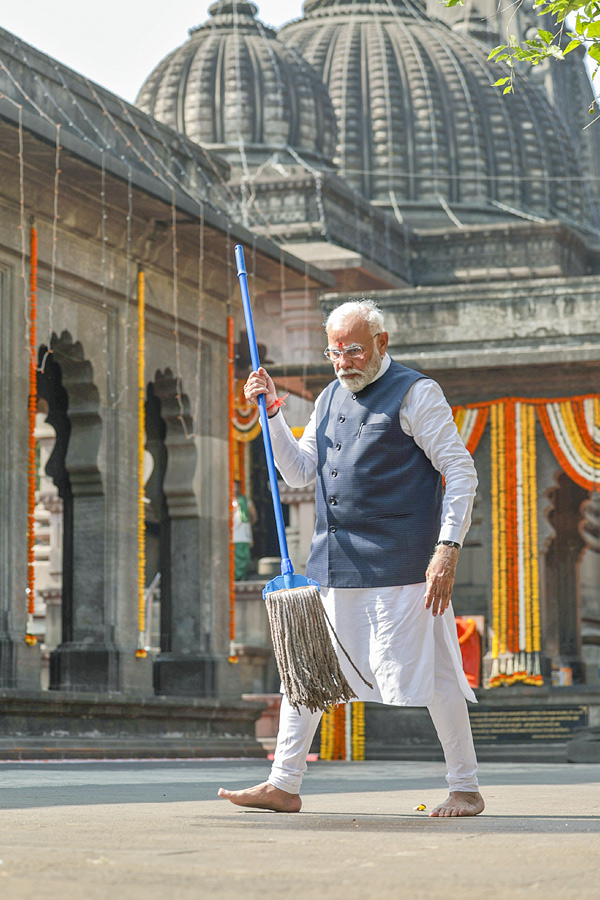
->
[278, 483, 316, 575]
[542, 469, 587, 683]
[44, 335, 119, 693]
[151, 368, 240, 699]
[579, 490, 600, 686]
[0, 265, 41, 689]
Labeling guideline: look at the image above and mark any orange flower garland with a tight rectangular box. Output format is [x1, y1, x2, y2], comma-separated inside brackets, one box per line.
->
[136, 269, 147, 659]
[228, 315, 238, 664]
[25, 226, 38, 646]
[537, 395, 600, 491]
[319, 702, 366, 760]
[487, 399, 545, 686]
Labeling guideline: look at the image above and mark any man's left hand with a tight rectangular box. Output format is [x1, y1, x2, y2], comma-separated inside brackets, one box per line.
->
[425, 544, 459, 617]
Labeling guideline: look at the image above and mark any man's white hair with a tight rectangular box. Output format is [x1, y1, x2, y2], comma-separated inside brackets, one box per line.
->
[325, 299, 384, 337]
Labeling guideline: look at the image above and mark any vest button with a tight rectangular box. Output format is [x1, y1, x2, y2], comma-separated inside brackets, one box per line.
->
[329, 496, 338, 505]
[331, 469, 338, 477]
[329, 525, 337, 533]
[335, 442, 341, 450]
[338, 415, 345, 423]
[352, 393, 357, 400]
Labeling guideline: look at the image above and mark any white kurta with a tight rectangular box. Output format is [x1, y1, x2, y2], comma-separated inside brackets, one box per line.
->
[268, 355, 479, 707]
[321, 585, 476, 705]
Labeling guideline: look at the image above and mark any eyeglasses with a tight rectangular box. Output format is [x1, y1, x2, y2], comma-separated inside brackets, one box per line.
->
[323, 334, 381, 362]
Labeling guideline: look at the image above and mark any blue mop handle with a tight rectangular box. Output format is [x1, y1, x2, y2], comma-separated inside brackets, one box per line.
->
[234, 244, 293, 577]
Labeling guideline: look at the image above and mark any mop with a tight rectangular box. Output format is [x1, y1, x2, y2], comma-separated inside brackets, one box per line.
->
[235, 244, 372, 712]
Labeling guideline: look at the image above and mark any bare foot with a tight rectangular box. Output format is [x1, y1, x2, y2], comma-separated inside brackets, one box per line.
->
[217, 781, 302, 812]
[429, 791, 485, 818]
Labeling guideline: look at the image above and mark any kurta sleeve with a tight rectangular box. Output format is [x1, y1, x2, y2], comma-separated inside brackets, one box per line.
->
[266, 403, 319, 488]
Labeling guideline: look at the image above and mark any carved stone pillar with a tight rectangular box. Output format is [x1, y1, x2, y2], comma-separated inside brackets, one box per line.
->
[543, 471, 588, 683]
[151, 369, 239, 698]
[579, 490, 600, 685]
[278, 483, 316, 575]
[37, 334, 119, 693]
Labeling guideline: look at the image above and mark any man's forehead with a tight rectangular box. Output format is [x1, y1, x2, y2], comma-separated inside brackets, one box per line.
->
[327, 318, 369, 342]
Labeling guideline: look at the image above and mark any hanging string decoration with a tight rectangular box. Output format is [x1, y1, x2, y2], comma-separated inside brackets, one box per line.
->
[537, 396, 600, 491]
[25, 225, 38, 646]
[193, 206, 205, 438]
[136, 268, 147, 659]
[40, 125, 61, 372]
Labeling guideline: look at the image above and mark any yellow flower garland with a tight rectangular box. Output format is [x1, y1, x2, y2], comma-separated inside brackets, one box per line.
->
[320, 702, 366, 760]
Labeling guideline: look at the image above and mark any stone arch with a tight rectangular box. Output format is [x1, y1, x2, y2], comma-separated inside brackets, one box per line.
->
[48, 331, 103, 499]
[37, 331, 103, 652]
[37, 331, 113, 692]
[36, 344, 73, 649]
[152, 368, 196, 520]
[144, 381, 172, 653]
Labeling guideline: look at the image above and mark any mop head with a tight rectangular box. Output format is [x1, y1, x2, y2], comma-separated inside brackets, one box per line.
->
[264, 584, 364, 713]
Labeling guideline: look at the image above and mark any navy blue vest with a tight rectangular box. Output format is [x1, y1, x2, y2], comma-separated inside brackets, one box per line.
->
[305, 359, 443, 588]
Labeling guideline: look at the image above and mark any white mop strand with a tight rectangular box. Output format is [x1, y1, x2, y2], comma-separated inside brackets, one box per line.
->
[264, 585, 372, 713]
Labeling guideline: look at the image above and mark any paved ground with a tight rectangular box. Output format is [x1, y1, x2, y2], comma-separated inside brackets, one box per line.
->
[0, 758, 599, 900]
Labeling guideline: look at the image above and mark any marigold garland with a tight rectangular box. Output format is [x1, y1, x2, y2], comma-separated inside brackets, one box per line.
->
[228, 316, 238, 664]
[136, 269, 147, 659]
[25, 225, 38, 647]
[351, 701, 366, 761]
[232, 379, 260, 443]
[488, 400, 543, 686]
[452, 406, 489, 456]
[319, 702, 366, 760]
[538, 397, 600, 491]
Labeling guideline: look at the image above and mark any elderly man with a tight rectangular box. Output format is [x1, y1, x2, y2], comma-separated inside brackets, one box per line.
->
[219, 300, 485, 818]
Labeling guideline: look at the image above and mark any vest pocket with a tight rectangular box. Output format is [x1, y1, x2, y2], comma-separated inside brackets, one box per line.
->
[359, 421, 390, 433]
[366, 512, 412, 519]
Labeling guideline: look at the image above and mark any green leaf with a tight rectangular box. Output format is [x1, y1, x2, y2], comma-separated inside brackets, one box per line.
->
[495, 53, 510, 62]
[488, 44, 507, 59]
[503, 84, 514, 94]
[586, 22, 600, 37]
[588, 44, 600, 63]
[575, 13, 584, 34]
[444, 0, 465, 6]
[539, 29, 554, 42]
[493, 77, 511, 85]
[563, 38, 582, 54]
[508, 33, 519, 47]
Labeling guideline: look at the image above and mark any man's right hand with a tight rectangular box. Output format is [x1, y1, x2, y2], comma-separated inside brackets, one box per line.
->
[244, 367, 278, 414]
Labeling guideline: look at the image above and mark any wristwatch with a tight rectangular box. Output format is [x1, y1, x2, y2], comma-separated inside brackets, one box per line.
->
[436, 540, 461, 550]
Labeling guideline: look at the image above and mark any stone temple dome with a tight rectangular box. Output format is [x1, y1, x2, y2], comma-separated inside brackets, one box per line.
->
[136, 0, 337, 169]
[280, 0, 589, 226]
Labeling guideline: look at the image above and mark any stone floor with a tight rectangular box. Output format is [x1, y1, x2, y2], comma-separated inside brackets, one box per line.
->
[1, 758, 599, 899]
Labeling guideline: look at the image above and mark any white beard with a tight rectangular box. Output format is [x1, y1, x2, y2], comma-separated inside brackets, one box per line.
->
[336, 349, 383, 392]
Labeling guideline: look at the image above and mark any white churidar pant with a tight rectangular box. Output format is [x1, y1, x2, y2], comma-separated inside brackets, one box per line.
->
[269, 583, 479, 794]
